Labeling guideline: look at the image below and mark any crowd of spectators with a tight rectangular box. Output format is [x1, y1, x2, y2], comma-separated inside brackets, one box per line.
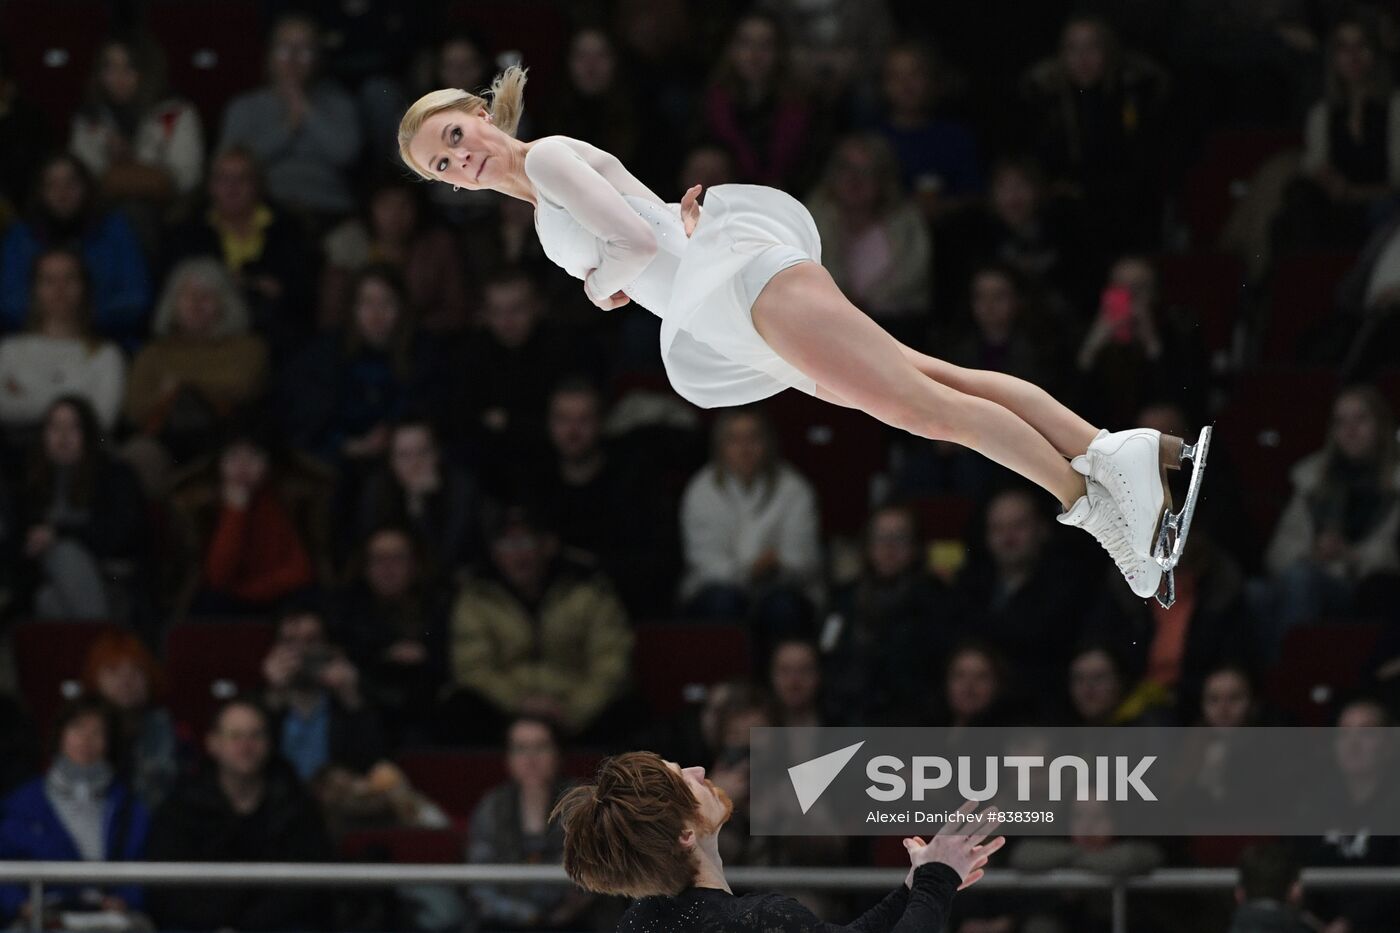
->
[0, 1, 1398, 931]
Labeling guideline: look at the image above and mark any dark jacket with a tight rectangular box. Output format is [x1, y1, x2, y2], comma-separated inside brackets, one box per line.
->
[145, 766, 333, 932]
[955, 549, 1096, 713]
[280, 334, 442, 466]
[1229, 901, 1315, 933]
[824, 569, 965, 725]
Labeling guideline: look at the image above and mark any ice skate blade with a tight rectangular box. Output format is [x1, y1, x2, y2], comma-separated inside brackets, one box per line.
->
[1152, 425, 1212, 578]
[1154, 568, 1176, 608]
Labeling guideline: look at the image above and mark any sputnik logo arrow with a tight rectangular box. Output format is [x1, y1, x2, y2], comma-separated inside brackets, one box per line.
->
[788, 741, 865, 814]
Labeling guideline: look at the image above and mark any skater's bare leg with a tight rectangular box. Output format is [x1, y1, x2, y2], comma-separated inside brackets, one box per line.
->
[754, 263, 1085, 509]
[896, 346, 1099, 459]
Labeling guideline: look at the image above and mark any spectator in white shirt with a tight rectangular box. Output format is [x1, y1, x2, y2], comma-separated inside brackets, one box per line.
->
[0, 248, 124, 438]
[680, 407, 822, 649]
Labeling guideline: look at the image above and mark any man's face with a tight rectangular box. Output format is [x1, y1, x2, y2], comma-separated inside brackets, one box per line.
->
[482, 280, 539, 349]
[866, 509, 917, 579]
[207, 704, 271, 780]
[365, 531, 415, 598]
[549, 391, 602, 461]
[985, 493, 1045, 572]
[491, 524, 555, 592]
[277, 613, 327, 653]
[665, 760, 734, 839]
[770, 643, 819, 711]
[210, 153, 257, 217]
[1335, 703, 1387, 779]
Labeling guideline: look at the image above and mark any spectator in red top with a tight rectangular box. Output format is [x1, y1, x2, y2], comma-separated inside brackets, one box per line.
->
[702, 13, 814, 191]
[168, 423, 332, 618]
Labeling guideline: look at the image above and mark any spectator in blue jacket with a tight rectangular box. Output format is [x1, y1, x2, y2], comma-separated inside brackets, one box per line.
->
[0, 153, 151, 343]
[280, 265, 438, 468]
[0, 696, 149, 926]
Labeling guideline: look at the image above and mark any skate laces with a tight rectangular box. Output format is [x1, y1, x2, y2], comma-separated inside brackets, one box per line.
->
[1084, 497, 1142, 579]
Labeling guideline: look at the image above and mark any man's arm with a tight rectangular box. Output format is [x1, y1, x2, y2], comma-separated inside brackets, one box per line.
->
[826, 862, 960, 933]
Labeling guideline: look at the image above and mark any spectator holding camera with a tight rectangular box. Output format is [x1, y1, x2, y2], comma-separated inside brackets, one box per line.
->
[260, 608, 385, 783]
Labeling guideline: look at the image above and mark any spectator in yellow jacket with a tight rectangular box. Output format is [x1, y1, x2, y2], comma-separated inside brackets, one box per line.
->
[443, 503, 637, 747]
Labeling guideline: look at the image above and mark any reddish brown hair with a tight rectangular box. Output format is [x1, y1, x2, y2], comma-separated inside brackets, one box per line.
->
[81, 631, 167, 704]
[550, 751, 702, 897]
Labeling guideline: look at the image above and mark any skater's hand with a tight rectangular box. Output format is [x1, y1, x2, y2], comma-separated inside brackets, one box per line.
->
[681, 184, 703, 237]
[903, 800, 1005, 890]
[584, 270, 631, 309]
[597, 289, 631, 310]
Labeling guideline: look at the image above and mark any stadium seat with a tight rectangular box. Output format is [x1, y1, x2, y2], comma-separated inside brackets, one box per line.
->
[395, 749, 604, 822]
[164, 620, 277, 734]
[1214, 369, 1338, 540]
[340, 826, 466, 864]
[765, 392, 890, 537]
[905, 495, 975, 543]
[0, 1, 112, 136]
[144, 0, 263, 129]
[440, 0, 568, 96]
[871, 834, 912, 868]
[1181, 128, 1301, 246]
[1155, 251, 1245, 361]
[11, 620, 121, 735]
[632, 623, 751, 717]
[1186, 835, 1274, 868]
[1262, 250, 1357, 362]
[1264, 622, 1382, 725]
[1375, 369, 1400, 413]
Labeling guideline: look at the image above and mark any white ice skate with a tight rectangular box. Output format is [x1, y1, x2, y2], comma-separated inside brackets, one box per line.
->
[1072, 426, 1212, 608]
[1058, 477, 1163, 600]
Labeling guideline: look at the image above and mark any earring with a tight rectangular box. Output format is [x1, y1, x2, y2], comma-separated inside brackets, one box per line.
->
[453, 185, 461, 192]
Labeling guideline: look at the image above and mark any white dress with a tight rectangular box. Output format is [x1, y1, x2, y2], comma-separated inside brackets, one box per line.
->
[524, 136, 822, 408]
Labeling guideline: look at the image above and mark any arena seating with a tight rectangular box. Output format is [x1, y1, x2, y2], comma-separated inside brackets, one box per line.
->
[1155, 250, 1245, 362]
[340, 826, 467, 864]
[1264, 622, 1382, 726]
[0, 0, 112, 134]
[632, 622, 751, 717]
[766, 391, 890, 537]
[144, 0, 263, 128]
[1180, 127, 1301, 246]
[164, 619, 277, 735]
[1262, 250, 1358, 362]
[395, 748, 603, 822]
[11, 620, 121, 735]
[1214, 368, 1339, 541]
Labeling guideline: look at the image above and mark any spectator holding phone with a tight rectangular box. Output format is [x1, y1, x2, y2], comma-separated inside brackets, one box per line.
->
[1074, 255, 1208, 427]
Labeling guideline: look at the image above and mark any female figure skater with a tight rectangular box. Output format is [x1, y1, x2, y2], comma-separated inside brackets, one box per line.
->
[399, 67, 1210, 606]
[550, 751, 1004, 930]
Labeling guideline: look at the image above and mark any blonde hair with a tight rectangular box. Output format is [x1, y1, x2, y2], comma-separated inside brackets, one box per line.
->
[398, 65, 529, 179]
[153, 257, 251, 338]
